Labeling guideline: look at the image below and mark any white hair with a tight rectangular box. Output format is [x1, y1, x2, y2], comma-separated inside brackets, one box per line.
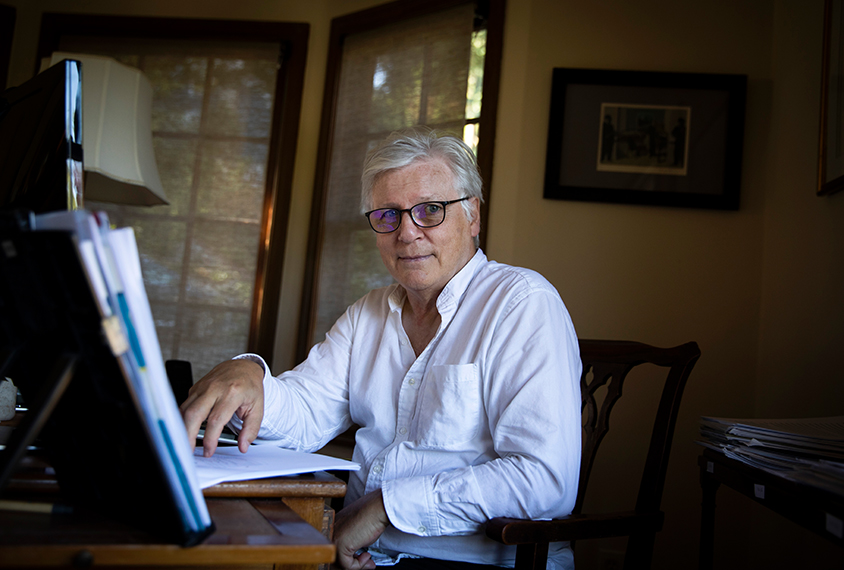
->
[360, 128, 484, 246]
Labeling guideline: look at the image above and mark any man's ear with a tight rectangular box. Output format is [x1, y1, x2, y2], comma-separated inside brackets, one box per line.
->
[469, 196, 481, 236]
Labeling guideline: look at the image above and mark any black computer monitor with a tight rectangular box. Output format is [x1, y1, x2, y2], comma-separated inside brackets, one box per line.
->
[0, 59, 82, 214]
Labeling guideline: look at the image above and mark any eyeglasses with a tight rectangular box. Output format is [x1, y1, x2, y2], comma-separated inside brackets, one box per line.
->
[364, 197, 470, 234]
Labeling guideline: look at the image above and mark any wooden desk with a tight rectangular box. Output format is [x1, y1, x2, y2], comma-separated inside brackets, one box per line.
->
[0, 497, 332, 567]
[205, 471, 347, 536]
[698, 448, 844, 570]
[3, 449, 348, 535]
[0, 455, 348, 569]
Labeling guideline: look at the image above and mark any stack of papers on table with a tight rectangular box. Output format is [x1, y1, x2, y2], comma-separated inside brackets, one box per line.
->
[30, 210, 213, 544]
[698, 416, 844, 496]
[194, 446, 359, 489]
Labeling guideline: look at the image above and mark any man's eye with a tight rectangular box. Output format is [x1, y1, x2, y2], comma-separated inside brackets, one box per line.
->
[379, 209, 399, 220]
[423, 204, 442, 215]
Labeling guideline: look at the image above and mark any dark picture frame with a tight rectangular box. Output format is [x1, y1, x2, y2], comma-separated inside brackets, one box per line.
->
[544, 68, 747, 210]
[818, 0, 844, 196]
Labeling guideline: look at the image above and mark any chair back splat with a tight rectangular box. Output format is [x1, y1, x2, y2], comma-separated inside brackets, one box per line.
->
[486, 339, 701, 570]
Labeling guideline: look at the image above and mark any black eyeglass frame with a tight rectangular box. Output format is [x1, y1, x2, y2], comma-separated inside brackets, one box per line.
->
[363, 197, 471, 233]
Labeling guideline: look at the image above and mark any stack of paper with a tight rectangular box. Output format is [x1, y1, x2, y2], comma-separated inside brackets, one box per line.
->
[698, 416, 844, 496]
[33, 209, 213, 541]
[194, 445, 359, 489]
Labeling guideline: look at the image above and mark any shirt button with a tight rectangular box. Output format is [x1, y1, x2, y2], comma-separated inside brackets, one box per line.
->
[372, 464, 383, 474]
[408, 378, 416, 385]
[399, 427, 407, 435]
[417, 525, 426, 534]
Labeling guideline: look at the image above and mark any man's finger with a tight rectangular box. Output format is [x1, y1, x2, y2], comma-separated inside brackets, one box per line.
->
[238, 407, 263, 453]
[338, 549, 373, 570]
[354, 551, 376, 570]
[200, 425, 221, 457]
[200, 403, 240, 457]
[181, 397, 213, 453]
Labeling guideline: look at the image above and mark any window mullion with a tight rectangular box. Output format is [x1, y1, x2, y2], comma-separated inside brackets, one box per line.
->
[171, 55, 215, 360]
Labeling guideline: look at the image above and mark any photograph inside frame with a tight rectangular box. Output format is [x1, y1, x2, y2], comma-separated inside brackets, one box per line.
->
[597, 103, 691, 176]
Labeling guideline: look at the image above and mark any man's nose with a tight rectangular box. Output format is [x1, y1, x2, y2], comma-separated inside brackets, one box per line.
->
[396, 210, 422, 240]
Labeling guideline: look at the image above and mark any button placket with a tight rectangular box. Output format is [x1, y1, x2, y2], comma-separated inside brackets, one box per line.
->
[395, 358, 424, 443]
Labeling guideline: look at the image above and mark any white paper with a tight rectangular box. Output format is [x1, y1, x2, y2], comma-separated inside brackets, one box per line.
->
[699, 415, 844, 496]
[701, 416, 844, 442]
[193, 445, 360, 489]
[106, 227, 212, 531]
[28, 210, 214, 537]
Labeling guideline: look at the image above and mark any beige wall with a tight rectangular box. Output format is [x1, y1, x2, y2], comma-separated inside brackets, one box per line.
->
[493, 1, 843, 568]
[745, 2, 844, 566]
[494, 1, 769, 567]
[5, 0, 843, 568]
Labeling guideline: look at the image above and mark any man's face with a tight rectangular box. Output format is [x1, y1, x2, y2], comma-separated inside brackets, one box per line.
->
[371, 158, 480, 302]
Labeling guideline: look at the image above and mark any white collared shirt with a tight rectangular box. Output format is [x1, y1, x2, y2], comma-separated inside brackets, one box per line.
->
[233, 250, 581, 569]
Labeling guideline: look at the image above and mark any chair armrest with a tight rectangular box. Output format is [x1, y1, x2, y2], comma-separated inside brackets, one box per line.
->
[486, 510, 664, 544]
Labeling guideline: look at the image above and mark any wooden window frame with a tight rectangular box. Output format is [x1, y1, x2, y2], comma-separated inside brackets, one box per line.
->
[36, 13, 309, 365]
[0, 5, 15, 90]
[297, 0, 505, 362]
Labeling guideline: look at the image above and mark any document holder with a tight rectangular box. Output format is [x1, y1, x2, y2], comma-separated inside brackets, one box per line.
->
[0, 214, 214, 546]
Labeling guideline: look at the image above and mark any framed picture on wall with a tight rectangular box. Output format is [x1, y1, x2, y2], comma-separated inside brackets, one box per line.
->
[818, 0, 844, 196]
[544, 68, 747, 210]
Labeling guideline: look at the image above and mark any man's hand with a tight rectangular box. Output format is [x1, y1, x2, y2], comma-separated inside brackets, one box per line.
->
[333, 489, 390, 570]
[179, 359, 264, 456]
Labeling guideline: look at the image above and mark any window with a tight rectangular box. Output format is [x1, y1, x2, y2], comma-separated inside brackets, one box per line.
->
[37, 15, 308, 378]
[298, 0, 504, 360]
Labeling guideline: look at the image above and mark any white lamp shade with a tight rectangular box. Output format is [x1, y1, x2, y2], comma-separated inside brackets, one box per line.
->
[48, 52, 168, 206]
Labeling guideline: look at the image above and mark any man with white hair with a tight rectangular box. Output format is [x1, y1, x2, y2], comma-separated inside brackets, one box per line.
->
[181, 128, 581, 570]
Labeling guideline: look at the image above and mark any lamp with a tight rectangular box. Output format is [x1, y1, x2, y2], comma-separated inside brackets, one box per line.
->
[44, 52, 168, 206]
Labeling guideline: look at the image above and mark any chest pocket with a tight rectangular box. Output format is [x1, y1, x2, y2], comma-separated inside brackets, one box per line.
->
[416, 363, 482, 449]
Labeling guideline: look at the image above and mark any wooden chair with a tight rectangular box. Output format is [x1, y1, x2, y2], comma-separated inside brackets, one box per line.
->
[486, 339, 701, 570]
